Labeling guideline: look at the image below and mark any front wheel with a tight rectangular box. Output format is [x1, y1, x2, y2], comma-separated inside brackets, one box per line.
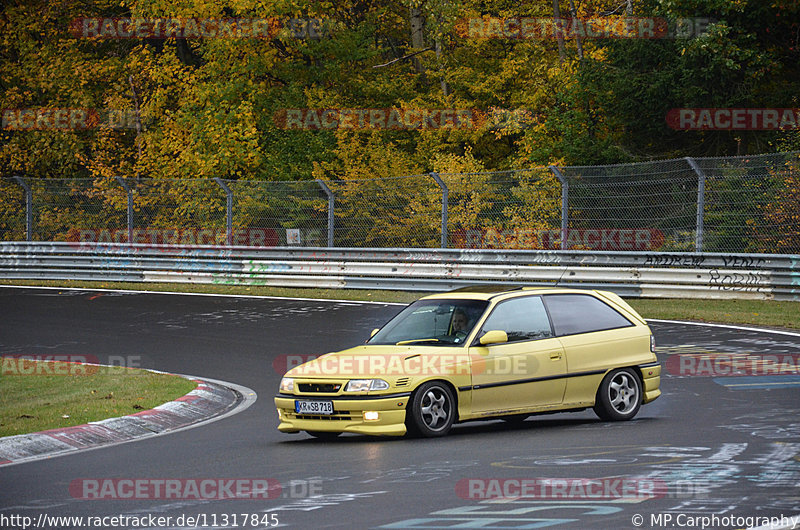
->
[406, 381, 455, 437]
[593, 368, 642, 421]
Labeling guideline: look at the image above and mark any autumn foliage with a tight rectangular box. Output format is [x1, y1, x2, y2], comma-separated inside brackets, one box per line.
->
[1, 0, 799, 250]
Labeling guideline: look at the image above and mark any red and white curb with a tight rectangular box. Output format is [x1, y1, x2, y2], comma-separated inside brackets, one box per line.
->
[0, 373, 257, 467]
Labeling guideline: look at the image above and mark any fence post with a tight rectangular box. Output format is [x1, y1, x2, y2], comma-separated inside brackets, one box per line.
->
[11, 176, 33, 241]
[429, 172, 448, 248]
[315, 179, 335, 247]
[213, 177, 233, 245]
[685, 157, 705, 252]
[114, 177, 134, 244]
[548, 166, 569, 250]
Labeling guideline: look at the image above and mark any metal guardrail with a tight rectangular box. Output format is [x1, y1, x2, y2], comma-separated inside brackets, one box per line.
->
[1, 242, 798, 301]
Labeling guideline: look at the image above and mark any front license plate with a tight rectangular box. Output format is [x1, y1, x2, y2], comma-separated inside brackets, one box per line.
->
[295, 400, 334, 415]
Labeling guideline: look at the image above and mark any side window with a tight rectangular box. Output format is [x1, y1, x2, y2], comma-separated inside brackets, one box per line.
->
[479, 296, 553, 342]
[544, 294, 633, 336]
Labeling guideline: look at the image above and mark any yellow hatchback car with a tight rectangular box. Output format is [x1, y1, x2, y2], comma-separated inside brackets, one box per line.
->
[275, 286, 660, 438]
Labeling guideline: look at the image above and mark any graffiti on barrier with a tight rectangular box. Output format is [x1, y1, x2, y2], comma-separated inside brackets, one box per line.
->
[721, 256, 766, 268]
[644, 254, 706, 267]
[709, 270, 766, 291]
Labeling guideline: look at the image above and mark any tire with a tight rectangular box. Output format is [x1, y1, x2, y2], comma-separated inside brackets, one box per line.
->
[306, 431, 341, 440]
[406, 381, 456, 437]
[593, 368, 642, 421]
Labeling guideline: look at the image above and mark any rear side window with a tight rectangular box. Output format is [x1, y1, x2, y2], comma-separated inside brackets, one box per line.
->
[544, 294, 633, 336]
[479, 296, 553, 342]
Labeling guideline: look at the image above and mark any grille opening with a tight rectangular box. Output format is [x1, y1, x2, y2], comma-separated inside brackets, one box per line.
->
[298, 383, 341, 393]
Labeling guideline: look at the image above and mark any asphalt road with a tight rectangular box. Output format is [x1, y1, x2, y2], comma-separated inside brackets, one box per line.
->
[1, 287, 798, 530]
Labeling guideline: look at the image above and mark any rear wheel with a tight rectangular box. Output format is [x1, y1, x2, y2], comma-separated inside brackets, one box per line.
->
[406, 381, 455, 437]
[593, 368, 642, 421]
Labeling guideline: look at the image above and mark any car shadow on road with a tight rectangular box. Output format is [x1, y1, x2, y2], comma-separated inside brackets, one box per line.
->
[275, 415, 658, 444]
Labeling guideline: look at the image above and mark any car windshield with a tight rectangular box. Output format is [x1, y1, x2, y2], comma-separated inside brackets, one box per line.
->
[368, 299, 489, 346]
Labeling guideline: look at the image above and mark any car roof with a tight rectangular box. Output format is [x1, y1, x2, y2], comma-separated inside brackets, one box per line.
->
[421, 285, 577, 301]
[420, 285, 647, 326]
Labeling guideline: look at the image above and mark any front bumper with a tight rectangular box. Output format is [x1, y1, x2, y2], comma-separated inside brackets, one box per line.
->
[274, 393, 411, 436]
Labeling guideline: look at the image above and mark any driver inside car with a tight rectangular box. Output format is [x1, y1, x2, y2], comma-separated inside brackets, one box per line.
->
[451, 308, 469, 339]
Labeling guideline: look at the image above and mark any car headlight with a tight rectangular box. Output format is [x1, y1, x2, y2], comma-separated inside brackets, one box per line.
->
[344, 379, 390, 392]
[280, 378, 294, 393]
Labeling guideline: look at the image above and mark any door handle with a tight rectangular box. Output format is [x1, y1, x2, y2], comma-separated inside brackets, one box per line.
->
[550, 352, 562, 360]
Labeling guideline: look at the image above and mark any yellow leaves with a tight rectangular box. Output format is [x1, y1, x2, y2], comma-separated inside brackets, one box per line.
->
[756, 161, 800, 252]
[431, 146, 485, 175]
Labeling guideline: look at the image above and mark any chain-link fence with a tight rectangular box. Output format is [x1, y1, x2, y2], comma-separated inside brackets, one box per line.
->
[694, 152, 799, 254]
[558, 158, 699, 252]
[2, 151, 799, 253]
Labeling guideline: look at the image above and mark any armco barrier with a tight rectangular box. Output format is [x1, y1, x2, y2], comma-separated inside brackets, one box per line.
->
[0, 242, 798, 301]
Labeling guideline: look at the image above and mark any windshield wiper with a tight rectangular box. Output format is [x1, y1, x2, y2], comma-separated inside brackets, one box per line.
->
[395, 338, 441, 345]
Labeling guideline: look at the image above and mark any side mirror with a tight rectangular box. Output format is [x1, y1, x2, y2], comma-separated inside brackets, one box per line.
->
[479, 330, 508, 346]
[370, 328, 380, 338]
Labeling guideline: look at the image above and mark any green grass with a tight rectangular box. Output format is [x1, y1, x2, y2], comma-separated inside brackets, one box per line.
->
[0, 360, 197, 437]
[1, 279, 797, 329]
[627, 298, 799, 330]
[0, 279, 426, 304]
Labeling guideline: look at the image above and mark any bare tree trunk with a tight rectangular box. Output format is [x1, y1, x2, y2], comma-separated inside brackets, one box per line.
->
[626, 0, 633, 15]
[552, 0, 567, 64]
[435, 37, 450, 97]
[568, 0, 583, 62]
[410, 6, 427, 77]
